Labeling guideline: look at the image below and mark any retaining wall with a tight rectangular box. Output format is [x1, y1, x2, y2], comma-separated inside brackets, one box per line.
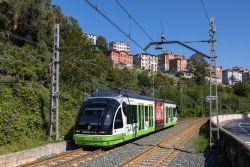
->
[0, 140, 74, 167]
[211, 114, 250, 167]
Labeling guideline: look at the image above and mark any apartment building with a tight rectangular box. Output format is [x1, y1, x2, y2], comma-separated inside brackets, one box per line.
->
[206, 66, 222, 84]
[106, 50, 133, 69]
[109, 41, 130, 54]
[158, 52, 175, 71]
[134, 53, 158, 72]
[222, 66, 244, 85]
[243, 69, 250, 82]
[169, 55, 188, 74]
[84, 33, 97, 45]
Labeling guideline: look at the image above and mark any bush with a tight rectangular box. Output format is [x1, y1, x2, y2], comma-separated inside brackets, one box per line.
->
[191, 135, 209, 153]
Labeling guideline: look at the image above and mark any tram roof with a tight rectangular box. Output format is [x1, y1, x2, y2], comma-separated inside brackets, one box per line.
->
[91, 89, 175, 104]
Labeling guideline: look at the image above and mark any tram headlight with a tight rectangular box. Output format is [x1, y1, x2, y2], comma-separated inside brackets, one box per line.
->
[99, 131, 105, 134]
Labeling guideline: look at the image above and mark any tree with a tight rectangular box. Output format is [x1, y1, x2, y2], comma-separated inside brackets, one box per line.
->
[187, 53, 209, 84]
[96, 36, 108, 51]
[233, 82, 250, 97]
[0, 0, 54, 47]
[137, 71, 150, 88]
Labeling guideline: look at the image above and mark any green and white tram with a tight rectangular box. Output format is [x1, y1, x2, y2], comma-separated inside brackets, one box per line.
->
[73, 90, 177, 147]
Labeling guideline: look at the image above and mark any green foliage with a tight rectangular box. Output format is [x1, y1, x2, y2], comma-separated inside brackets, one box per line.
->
[190, 121, 209, 153]
[0, 0, 250, 155]
[0, 45, 50, 81]
[137, 71, 150, 87]
[0, 0, 53, 47]
[96, 36, 108, 51]
[233, 82, 250, 97]
[187, 53, 209, 84]
[191, 135, 209, 153]
[0, 83, 49, 146]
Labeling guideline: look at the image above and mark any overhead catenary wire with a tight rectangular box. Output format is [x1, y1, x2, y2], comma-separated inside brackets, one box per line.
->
[114, 0, 153, 42]
[83, 0, 144, 51]
[181, 40, 209, 44]
[200, 0, 210, 25]
[64, 60, 132, 90]
[0, 29, 52, 50]
[62, 60, 165, 94]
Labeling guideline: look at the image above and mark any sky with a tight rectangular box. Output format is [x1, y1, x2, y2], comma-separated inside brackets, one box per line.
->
[52, 0, 250, 70]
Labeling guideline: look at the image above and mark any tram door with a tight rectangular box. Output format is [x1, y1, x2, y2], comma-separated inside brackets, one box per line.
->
[138, 104, 145, 130]
[113, 108, 125, 135]
[144, 106, 149, 130]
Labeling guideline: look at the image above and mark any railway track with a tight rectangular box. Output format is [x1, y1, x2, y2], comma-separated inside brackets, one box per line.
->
[122, 118, 207, 167]
[21, 148, 103, 167]
[176, 118, 195, 125]
[20, 118, 204, 167]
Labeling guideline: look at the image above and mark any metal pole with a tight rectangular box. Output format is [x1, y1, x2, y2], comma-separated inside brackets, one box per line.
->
[152, 56, 155, 102]
[220, 96, 222, 114]
[209, 32, 213, 148]
[238, 98, 240, 113]
[55, 23, 60, 141]
[180, 83, 183, 117]
[49, 22, 60, 140]
[201, 89, 204, 117]
[209, 17, 219, 147]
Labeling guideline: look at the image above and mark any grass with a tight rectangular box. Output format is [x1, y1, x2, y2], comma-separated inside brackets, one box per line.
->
[190, 135, 209, 153]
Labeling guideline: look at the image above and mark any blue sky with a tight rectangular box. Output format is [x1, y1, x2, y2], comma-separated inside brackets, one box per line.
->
[52, 0, 250, 69]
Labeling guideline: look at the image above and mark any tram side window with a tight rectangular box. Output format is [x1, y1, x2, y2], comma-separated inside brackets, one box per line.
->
[145, 106, 149, 122]
[170, 108, 173, 121]
[166, 107, 169, 123]
[114, 108, 123, 129]
[149, 105, 153, 127]
[125, 105, 138, 124]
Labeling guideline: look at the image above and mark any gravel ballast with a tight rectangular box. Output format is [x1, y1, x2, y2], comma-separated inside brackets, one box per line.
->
[167, 133, 232, 167]
[77, 120, 230, 167]
[77, 121, 193, 167]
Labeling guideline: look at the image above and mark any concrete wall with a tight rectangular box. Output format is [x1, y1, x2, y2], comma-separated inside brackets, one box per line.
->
[211, 114, 250, 167]
[0, 140, 74, 167]
[210, 114, 243, 124]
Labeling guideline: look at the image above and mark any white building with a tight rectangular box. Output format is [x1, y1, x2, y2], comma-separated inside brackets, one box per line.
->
[222, 67, 244, 85]
[134, 53, 158, 72]
[242, 69, 250, 82]
[109, 41, 130, 53]
[85, 33, 97, 45]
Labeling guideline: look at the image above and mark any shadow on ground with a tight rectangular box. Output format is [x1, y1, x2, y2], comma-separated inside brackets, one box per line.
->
[199, 121, 232, 167]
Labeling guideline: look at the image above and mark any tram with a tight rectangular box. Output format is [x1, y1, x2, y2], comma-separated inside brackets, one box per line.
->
[73, 90, 177, 147]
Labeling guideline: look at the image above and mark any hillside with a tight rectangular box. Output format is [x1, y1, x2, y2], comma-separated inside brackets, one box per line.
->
[0, 0, 250, 154]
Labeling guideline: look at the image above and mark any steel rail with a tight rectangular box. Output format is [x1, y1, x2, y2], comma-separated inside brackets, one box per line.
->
[21, 119, 203, 167]
[20, 148, 84, 167]
[176, 118, 196, 125]
[54, 149, 103, 167]
[153, 120, 206, 166]
[122, 118, 207, 167]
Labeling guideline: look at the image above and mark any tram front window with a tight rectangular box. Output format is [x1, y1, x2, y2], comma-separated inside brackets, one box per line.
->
[76, 98, 119, 135]
[82, 107, 105, 125]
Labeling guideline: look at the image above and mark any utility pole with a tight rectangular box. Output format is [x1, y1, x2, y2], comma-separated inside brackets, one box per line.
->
[200, 89, 204, 117]
[238, 98, 240, 113]
[49, 20, 60, 140]
[220, 96, 222, 114]
[152, 56, 155, 102]
[180, 83, 184, 117]
[209, 17, 219, 147]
